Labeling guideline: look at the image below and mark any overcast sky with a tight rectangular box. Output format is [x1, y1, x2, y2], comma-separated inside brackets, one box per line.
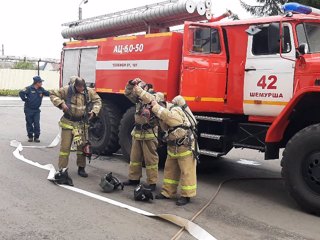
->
[0, 0, 255, 59]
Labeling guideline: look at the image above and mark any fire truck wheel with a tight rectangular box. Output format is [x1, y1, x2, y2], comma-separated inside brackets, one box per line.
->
[281, 123, 320, 215]
[90, 103, 121, 155]
[119, 107, 135, 161]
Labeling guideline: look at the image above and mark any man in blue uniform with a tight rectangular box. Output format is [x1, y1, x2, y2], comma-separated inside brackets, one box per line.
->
[19, 76, 50, 142]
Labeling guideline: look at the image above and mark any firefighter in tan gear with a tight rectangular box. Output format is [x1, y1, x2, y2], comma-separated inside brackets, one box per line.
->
[50, 77, 102, 178]
[123, 79, 164, 191]
[134, 85, 197, 206]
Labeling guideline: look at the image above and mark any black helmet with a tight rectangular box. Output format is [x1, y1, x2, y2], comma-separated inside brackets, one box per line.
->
[99, 172, 124, 193]
[134, 184, 153, 201]
[53, 168, 74, 186]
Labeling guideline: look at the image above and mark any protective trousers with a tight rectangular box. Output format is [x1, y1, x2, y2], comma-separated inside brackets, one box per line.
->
[161, 145, 197, 198]
[58, 119, 86, 170]
[129, 137, 159, 184]
[24, 108, 40, 138]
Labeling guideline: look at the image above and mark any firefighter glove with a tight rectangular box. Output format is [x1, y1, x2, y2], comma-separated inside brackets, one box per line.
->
[88, 111, 95, 120]
[72, 127, 83, 146]
[61, 103, 69, 112]
[73, 135, 83, 146]
[129, 78, 141, 86]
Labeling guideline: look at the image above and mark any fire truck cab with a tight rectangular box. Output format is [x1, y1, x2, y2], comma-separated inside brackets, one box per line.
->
[60, 3, 320, 215]
[181, 14, 320, 215]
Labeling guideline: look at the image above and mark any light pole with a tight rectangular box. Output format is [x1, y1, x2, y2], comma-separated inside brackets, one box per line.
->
[79, 0, 88, 20]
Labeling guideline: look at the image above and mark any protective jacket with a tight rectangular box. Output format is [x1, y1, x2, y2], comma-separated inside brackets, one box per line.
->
[50, 83, 101, 119]
[134, 85, 197, 198]
[125, 83, 158, 140]
[50, 82, 102, 170]
[124, 81, 161, 185]
[134, 86, 193, 147]
[19, 85, 50, 111]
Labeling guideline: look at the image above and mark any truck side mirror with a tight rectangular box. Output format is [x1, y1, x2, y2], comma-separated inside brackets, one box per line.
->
[297, 43, 309, 55]
[268, 23, 280, 54]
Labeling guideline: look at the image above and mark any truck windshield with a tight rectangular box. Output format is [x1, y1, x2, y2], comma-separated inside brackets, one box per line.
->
[297, 23, 320, 53]
[188, 26, 221, 54]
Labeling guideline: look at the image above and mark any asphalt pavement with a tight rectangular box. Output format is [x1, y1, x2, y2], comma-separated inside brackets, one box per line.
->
[1, 97, 319, 240]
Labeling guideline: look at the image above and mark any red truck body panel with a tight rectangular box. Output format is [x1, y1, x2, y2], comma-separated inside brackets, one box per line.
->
[181, 22, 248, 114]
[64, 32, 183, 101]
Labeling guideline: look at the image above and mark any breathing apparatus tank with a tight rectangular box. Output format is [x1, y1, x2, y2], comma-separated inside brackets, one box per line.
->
[171, 95, 197, 129]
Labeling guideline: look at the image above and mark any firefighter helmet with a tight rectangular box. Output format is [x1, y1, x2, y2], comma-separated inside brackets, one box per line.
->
[53, 168, 74, 186]
[134, 184, 154, 201]
[99, 172, 124, 193]
[154, 92, 165, 102]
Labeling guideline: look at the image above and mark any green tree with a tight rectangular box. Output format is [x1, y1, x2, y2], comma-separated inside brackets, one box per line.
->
[232, 13, 240, 20]
[288, 0, 320, 9]
[12, 61, 36, 70]
[240, 0, 287, 16]
[241, 0, 320, 17]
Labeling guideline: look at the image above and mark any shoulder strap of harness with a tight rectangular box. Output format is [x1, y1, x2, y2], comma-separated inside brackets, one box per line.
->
[169, 101, 200, 162]
[168, 125, 190, 134]
[66, 85, 74, 110]
[169, 104, 178, 111]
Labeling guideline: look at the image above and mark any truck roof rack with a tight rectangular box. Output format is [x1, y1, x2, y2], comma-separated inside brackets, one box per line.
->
[61, 0, 212, 40]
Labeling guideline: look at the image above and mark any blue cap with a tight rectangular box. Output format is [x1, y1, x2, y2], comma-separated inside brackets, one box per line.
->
[33, 76, 44, 83]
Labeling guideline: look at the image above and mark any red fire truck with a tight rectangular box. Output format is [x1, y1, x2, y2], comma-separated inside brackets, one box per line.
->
[60, 2, 320, 214]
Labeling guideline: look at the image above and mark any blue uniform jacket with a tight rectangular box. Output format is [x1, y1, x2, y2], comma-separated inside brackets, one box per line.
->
[19, 85, 50, 111]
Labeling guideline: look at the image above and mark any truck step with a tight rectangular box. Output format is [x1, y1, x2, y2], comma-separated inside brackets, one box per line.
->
[239, 122, 270, 128]
[200, 133, 223, 140]
[195, 115, 230, 122]
[233, 143, 265, 152]
[198, 149, 226, 157]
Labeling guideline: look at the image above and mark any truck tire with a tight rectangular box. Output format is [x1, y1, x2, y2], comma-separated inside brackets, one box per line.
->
[118, 106, 135, 161]
[89, 103, 121, 155]
[119, 106, 167, 165]
[281, 123, 320, 215]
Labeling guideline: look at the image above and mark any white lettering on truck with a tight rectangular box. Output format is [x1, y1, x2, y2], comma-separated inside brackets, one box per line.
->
[113, 44, 144, 54]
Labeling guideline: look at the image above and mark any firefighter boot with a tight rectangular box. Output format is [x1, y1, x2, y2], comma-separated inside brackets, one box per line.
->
[176, 197, 190, 206]
[155, 193, 169, 199]
[148, 184, 156, 192]
[123, 179, 140, 186]
[78, 167, 88, 178]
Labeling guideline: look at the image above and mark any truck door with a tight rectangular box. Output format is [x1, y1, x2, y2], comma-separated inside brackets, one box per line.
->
[243, 23, 296, 117]
[62, 47, 98, 86]
[181, 24, 227, 111]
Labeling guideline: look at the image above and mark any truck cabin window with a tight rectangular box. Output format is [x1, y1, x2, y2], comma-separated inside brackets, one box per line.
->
[189, 26, 221, 54]
[297, 23, 320, 53]
[252, 25, 291, 55]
